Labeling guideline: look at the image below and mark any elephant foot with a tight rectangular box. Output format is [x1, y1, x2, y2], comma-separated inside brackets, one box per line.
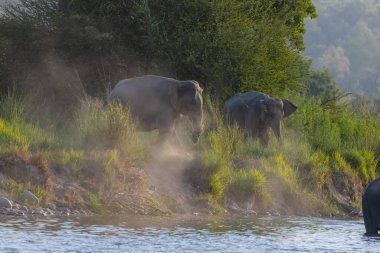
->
[364, 223, 378, 235]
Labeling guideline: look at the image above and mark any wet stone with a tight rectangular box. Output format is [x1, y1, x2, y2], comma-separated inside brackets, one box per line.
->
[0, 197, 12, 209]
[13, 203, 20, 210]
[4, 210, 18, 216]
[22, 190, 39, 205]
[47, 203, 56, 211]
[58, 208, 70, 213]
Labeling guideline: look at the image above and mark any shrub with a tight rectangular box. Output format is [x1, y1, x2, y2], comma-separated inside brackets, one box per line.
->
[0, 92, 55, 151]
[344, 150, 378, 184]
[228, 168, 267, 202]
[306, 150, 330, 192]
[54, 149, 85, 176]
[199, 101, 246, 199]
[87, 192, 106, 214]
[71, 97, 147, 164]
[264, 155, 300, 193]
[0, 90, 24, 122]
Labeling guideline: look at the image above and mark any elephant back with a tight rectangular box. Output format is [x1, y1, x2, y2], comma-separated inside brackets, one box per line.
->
[224, 91, 269, 110]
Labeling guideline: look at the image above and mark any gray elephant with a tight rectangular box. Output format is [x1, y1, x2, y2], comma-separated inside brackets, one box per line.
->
[362, 177, 380, 235]
[108, 75, 204, 144]
[223, 91, 297, 145]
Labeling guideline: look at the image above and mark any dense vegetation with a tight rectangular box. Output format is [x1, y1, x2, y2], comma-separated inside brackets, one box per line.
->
[0, 0, 379, 215]
[0, 0, 316, 101]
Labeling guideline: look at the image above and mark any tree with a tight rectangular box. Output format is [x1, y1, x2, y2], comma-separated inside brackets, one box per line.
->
[0, 0, 317, 102]
[305, 68, 345, 105]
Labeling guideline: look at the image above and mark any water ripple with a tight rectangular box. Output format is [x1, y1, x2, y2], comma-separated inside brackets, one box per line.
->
[0, 215, 378, 253]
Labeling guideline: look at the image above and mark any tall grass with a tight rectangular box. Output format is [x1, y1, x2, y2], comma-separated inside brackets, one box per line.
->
[0, 90, 378, 214]
[70, 97, 148, 164]
[0, 92, 151, 205]
[0, 91, 55, 152]
[198, 95, 379, 213]
[0, 178, 51, 206]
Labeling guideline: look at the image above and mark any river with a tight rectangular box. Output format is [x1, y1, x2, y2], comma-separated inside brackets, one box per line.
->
[0, 215, 378, 252]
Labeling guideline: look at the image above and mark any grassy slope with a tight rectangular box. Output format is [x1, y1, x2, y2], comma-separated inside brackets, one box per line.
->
[0, 93, 379, 216]
[194, 95, 379, 215]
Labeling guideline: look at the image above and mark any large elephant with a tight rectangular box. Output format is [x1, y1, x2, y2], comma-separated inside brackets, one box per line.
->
[362, 177, 380, 235]
[223, 91, 297, 145]
[108, 75, 204, 144]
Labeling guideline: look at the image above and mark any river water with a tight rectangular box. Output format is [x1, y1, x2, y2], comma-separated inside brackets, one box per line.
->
[0, 215, 378, 253]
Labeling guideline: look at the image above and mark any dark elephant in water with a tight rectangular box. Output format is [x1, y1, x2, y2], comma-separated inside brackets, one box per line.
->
[223, 91, 297, 145]
[362, 177, 380, 235]
[108, 75, 204, 144]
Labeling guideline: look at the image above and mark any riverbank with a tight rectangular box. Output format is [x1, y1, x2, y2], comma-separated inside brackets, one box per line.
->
[0, 94, 378, 219]
[0, 147, 364, 218]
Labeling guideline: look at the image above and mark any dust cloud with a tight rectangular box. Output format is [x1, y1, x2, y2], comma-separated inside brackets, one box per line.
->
[142, 122, 203, 215]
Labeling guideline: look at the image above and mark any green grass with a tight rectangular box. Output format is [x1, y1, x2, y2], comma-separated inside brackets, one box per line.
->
[0, 90, 379, 215]
[87, 192, 106, 214]
[69, 97, 148, 164]
[198, 97, 380, 213]
[229, 168, 268, 201]
[0, 179, 51, 206]
[54, 149, 85, 176]
[0, 92, 55, 151]
[0, 92, 152, 210]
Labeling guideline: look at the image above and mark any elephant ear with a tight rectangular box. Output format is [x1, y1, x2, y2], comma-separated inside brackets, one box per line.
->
[282, 99, 297, 117]
[190, 80, 203, 94]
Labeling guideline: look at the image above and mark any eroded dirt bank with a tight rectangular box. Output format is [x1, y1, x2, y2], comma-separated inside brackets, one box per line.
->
[0, 145, 362, 218]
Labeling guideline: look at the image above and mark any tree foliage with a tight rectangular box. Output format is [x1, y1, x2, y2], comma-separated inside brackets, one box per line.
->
[0, 0, 316, 103]
[304, 68, 346, 105]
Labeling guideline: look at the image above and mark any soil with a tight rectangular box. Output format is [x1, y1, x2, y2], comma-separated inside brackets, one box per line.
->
[0, 149, 362, 218]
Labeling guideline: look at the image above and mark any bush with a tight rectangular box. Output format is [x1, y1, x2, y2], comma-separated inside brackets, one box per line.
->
[0, 92, 55, 151]
[228, 168, 267, 202]
[344, 150, 377, 184]
[54, 148, 84, 176]
[70, 97, 147, 164]
[200, 126, 243, 199]
[306, 150, 330, 192]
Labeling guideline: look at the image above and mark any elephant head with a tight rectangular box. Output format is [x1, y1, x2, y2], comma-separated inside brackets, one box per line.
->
[169, 81, 204, 142]
[258, 97, 297, 144]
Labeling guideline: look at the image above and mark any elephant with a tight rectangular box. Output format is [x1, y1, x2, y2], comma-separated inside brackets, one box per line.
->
[362, 177, 380, 235]
[223, 91, 297, 145]
[108, 75, 204, 144]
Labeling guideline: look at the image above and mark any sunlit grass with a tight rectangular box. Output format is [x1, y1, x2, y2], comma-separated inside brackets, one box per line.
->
[0, 90, 378, 215]
[0, 178, 51, 206]
[198, 98, 380, 213]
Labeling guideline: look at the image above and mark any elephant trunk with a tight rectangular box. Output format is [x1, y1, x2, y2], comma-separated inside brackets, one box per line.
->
[190, 112, 204, 143]
[272, 121, 282, 140]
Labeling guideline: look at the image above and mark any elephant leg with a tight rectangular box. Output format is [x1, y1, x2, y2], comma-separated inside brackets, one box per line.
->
[156, 128, 172, 146]
[363, 193, 378, 235]
[259, 129, 270, 146]
[153, 113, 176, 146]
[169, 126, 184, 147]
